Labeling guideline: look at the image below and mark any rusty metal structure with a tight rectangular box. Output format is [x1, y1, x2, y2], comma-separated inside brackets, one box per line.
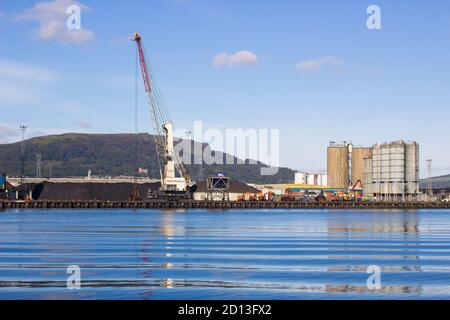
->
[351, 147, 372, 186]
[327, 142, 350, 189]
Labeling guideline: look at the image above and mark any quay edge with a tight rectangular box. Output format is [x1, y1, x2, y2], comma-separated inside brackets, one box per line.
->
[1, 200, 450, 210]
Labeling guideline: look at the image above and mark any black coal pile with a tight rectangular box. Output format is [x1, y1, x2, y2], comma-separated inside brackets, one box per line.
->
[32, 182, 160, 201]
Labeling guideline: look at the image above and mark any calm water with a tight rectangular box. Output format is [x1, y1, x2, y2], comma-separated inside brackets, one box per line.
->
[1, 209, 450, 300]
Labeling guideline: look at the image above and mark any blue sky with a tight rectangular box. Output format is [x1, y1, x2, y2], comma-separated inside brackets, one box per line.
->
[0, 0, 449, 176]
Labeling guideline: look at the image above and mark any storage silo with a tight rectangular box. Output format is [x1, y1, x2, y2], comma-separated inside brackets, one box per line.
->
[321, 174, 328, 187]
[363, 156, 373, 196]
[371, 144, 381, 195]
[295, 172, 306, 184]
[327, 144, 350, 189]
[405, 142, 419, 194]
[351, 147, 372, 186]
[315, 174, 323, 186]
[369, 141, 420, 200]
[306, 174, 316, 186]
[389, 142, 406, 195]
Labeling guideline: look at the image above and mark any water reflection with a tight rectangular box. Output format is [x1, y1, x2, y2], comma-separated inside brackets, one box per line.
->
[159, 213, 186, 292]
[1, 209, 450, 299]
[325, 284, 423, 294]
[327, 212, 420, 234]
[137, 211, 185, 298]
[324, 212, 423, 292]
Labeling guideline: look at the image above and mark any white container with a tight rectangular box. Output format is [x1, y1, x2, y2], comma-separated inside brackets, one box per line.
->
[315, 174, 322, 186]
[321, 174, 328, 187]
[306, 174, 315, 186]
[295, 172, 306, 184]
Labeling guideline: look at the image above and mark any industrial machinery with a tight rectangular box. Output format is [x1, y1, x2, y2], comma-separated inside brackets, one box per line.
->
[132, 32, 191, 199]
[0, 173, 5, 199]
[0, 173, 5, 191]
[206, 176, 230, 201]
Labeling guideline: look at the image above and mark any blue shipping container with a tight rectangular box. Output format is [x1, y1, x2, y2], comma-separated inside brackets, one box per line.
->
[0, 173, 5, 189]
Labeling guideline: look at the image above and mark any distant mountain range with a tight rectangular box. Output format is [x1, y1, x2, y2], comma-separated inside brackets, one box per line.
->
[0, 133, 295, 184]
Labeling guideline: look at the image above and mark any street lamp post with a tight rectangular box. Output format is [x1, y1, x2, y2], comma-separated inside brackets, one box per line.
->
[20, 125, 27, 198]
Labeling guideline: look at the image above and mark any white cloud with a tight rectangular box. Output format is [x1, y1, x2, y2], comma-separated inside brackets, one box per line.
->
[14, 0, 94, 44]
[296, 56, 342, 72]
[213, 50, 259, 67]
[0, 80, 39, 104]
[0, 124, 19, 143]
[0, 59, 60, 105]
[0, 123, 68, 144]
[0, 58, 60, 83]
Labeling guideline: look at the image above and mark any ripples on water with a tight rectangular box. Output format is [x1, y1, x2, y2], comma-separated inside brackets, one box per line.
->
[1, 209, 450, 300]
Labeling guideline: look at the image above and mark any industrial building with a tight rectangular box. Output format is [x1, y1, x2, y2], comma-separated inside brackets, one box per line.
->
[327, 140, 420, 201]
[363, 141, 420, 201]
[327, 143, 373, 189]
[190, 180, 260, 201]
[295, 172, 328, 187]
[0, 173, 17, 200]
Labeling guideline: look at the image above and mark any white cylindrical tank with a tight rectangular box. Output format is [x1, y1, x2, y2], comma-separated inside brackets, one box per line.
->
[321, 174, 328, 187]
[405, 143, 419, 194]
[315, 174, 322, 186]
[306, 174, 315, 186]
[295, 172, 306, 184]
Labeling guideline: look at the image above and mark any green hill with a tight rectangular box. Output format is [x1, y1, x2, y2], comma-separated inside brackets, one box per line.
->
[0, 133, 295, 184]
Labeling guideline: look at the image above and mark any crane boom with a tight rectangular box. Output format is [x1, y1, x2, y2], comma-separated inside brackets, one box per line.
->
[134, 33, 152, 95]
[132, 32, 191, 192]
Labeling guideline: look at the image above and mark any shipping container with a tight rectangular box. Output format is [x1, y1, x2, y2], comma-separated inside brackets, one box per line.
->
[0, 173, 5, 190]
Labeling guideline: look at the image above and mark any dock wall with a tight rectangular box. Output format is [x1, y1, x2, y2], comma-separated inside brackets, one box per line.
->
[2, 200, 450, 210]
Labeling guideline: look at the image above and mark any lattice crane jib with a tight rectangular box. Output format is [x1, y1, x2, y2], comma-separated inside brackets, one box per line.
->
[132, 32, 191, 191]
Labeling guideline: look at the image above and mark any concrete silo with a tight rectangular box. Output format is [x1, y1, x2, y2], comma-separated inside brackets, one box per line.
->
[321, 174, 328, 187]
[366, 141, 420, 201]
[405, 142, 420, 195]
[351, 147, 372, 186]
[363, 156, 373, 196]
[306, 174, 316, 186]
[294, 172, 306, 184]
[327, 143, 350, 189]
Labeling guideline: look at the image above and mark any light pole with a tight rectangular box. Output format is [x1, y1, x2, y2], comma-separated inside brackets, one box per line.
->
[426, 159, 433, 200]
[20, 125, 27, 198]
[36, 154, 42, 179]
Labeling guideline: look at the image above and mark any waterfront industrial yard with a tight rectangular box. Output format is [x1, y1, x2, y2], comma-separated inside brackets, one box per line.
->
[0, 24, 447, 208]
[0, 30, 446, 208]
[1, 137, 448, 208]
[2, 0, 450, 308]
